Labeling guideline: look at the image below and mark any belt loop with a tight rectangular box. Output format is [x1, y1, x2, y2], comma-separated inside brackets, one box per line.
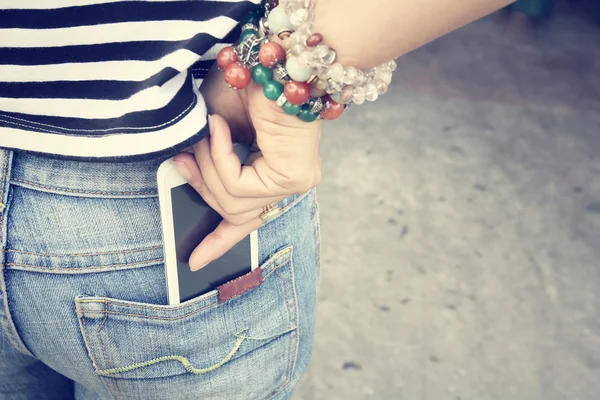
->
[0, 149, 13, 216]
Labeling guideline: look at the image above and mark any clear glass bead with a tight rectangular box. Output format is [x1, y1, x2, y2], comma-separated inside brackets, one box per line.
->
[322, 49, 336, 65]
[364, 83, 378, 101]
[352, 86, 366, 105]
[315, 64, 329, 79]
[373, 79, 388, 95]
[290, 43, 305, 56]
[284, 2, 301, 15]
[326, 79, 343, 94]
[291, 32, 309, 45]
[296, 23, 312, 37]
[354, 70, 366, 86]
[314, 44, 329, 59]
[343, 66, 358, 85]
[290, 8, 309, 27]
[388, 59, 397, 71]
[297, 50, 313, 68]
[327, 62, 344, 82]
[375, 69, 393, 85]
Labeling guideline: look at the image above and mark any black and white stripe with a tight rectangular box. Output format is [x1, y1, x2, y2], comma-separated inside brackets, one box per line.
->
[0, 0, 259, 160]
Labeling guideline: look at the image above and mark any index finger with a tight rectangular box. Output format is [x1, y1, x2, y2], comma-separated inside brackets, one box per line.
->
[188, 217, 263, 271]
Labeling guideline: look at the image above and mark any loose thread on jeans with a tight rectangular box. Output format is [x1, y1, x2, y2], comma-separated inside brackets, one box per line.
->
[96, 327, 295, 376]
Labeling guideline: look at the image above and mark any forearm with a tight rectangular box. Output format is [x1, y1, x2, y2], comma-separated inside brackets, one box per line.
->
[313, 0, 515, 69]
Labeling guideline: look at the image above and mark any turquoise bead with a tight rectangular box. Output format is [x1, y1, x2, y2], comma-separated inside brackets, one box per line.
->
[263, 80, 284, 101]
[282, 101, 302, 115]
[252, 65, 273, 85]
[240, 29, 258, 42]
[298, 104, 319, 122]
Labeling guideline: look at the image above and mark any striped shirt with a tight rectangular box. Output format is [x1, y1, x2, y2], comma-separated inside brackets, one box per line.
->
[0, 0, 260, 161]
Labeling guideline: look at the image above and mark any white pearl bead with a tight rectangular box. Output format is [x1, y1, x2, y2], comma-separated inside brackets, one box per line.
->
[268, 6, 294, 34]
[286, 56, 314, 82]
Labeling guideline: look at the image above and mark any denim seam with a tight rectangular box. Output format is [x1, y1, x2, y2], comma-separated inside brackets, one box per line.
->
[0, 152, 36, 358]
[4, 245, 163, 258]
[288, 254, 301, 380]
[80, 262, 290, 322]
[4, 257, 164, 271]
[266, 380, 292, 400]
[79, 306, 117, 400]
[0, 155, 8, 210]
[276, 269, 294, 387]
[95, 302, 121, 398]
[262, 192, 309, 228]
[10, 177, 156, 196]
[78, 248, 292, 313]
[96, 303, 123, 399]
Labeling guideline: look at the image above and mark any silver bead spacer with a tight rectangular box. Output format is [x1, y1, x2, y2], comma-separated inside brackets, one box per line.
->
[276, 93, 288, 107]
[241, 23, 259, 32]
[274, 65, 290, 81]
[310, 98, 323, 114]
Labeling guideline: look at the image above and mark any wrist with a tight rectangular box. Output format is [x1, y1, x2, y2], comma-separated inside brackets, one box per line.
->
[200, 63, 254, 144]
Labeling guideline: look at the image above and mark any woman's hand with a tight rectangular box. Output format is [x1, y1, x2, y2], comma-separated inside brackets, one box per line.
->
[173, 76, 321, 271]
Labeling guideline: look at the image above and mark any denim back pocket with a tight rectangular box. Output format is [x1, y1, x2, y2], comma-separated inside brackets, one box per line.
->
[75, 246, 298, 400]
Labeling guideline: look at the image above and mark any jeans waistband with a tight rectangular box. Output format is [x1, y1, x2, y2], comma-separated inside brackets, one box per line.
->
[9, 150, 168, 198]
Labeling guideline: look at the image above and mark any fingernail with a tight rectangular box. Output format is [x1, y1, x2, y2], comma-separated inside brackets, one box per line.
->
[173, 160, 191, 181]
[190, 261, 209, 272]
[207, 114, 214, 134]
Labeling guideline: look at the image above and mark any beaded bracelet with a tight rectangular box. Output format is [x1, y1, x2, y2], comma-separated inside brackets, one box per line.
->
[216, 0, 396, 122]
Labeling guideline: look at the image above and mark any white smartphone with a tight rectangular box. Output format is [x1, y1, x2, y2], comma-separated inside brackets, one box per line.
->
[157, 147, 259, 305]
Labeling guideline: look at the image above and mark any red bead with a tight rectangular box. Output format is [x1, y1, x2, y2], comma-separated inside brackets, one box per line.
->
[259, 42, 286, 68]
[284, 80, 311, 105]
[217, 46, 238, 71]
[321, 95, 345, 120]
[224, 63, 251, 90]
[306, 33, 323, 47]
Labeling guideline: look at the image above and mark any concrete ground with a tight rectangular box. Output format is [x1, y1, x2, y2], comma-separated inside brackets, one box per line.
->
[294, 3, 600, 400]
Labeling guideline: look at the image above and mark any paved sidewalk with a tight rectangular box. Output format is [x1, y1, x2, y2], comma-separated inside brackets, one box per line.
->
[295, 4, 600, 400]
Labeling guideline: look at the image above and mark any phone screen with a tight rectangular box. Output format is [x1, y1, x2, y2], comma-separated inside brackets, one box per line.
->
[170, 183, 252, 302]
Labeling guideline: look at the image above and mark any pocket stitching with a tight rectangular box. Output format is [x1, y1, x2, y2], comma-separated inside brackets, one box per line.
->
[78, 247, 292, 316]
[80, 312, 120, 399]
[275, 268, 294, 388]
[77, 246, 298, 387]
[80, 262, 289, 322]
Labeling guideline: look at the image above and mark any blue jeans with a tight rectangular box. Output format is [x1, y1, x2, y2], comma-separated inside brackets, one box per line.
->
[0, 150, 320, 399]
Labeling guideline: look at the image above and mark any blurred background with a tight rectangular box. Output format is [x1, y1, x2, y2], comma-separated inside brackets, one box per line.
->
[294, 0, 600, 399]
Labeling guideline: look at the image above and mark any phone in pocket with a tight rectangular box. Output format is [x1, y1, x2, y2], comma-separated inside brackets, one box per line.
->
[157, 146, 258, 306]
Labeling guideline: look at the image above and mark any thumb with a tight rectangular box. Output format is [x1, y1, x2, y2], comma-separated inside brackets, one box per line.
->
[188, 217, 262, 271]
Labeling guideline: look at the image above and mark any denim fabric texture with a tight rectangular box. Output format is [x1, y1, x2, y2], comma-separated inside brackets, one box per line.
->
[0, 149, 321, 400]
